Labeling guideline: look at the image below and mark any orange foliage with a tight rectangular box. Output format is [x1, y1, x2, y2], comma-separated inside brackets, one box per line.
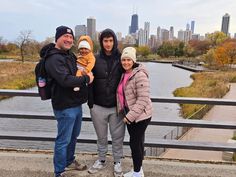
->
[214, 41, 236, 66]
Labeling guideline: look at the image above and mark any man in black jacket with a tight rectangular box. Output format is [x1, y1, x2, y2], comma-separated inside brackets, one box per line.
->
[88, 29, 125, 177]
[43, 26, 94, 177]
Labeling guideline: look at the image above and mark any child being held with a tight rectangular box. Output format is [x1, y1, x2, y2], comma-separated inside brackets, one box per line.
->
[74, 35, 95, 91]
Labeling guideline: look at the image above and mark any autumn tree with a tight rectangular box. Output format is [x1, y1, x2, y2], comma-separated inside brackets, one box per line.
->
[214, 40, 236, 67]
[187, 39, 211, 56]
[157, 41, 175, 58]
[203, 49, 216, 68]
[136, 46, 151, 58]
[206, 31, 228, 47]
[157, 40, 185, 58]
[175, 41, 185, 57]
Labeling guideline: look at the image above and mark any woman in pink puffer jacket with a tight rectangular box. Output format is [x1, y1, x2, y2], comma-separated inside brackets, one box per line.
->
[117, 47, 152, 177]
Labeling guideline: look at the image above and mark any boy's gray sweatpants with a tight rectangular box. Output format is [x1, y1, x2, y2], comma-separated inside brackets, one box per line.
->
[90, 104, 125, 163]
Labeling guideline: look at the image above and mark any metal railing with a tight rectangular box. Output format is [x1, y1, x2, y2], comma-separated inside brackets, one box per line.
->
[1, 89, 236, 153]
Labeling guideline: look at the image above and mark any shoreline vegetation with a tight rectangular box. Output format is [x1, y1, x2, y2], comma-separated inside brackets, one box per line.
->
[173, 71, 236, 119]
[0, 62, 36, 100]
[1, 59, 236, 120]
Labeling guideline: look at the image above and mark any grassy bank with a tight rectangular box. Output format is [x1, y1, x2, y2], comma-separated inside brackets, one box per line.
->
[0, 54, 20, 60]
[0, 62, 36, 99]
[174, 71, 236, 119]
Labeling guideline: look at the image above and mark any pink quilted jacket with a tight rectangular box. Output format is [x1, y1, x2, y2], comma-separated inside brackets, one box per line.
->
[117, 63, 152, 122]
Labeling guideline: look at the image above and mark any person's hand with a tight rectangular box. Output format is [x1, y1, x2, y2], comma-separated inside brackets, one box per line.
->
[82, 70, 87, 75]
[123, 117, 131, 124]
[87, 72, 94, 84]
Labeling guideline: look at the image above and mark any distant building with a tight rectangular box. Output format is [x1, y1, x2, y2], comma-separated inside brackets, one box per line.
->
[75, 25, 86, 40]
[191, 20, 195, 34]
[199, 35, 205, 41]
[149, 35, 157, 48]
[161, 29, 169, 42]
[123, 34, 136, 45]
[138, 28, 145, 46]
[87, 17, 96, 41]
[95, 31, 100, 42]
[178, 30, 185, 41]
[221, 13, 230, 36]
[169, 26, 174, 40]
[130, 14, 139, 34]
[144, 22, 150, 46]
[157, 26, 162, 44]
[178, 29, 192, 43]
[186, 23, 190, 31]
[184, 30, 192, 43]
[192, 34, 200, 40]
[116, 32, 122, 41]
[205, 33, 210, 39]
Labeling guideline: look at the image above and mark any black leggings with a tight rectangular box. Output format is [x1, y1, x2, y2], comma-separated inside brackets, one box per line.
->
[127, 118, 151, 172]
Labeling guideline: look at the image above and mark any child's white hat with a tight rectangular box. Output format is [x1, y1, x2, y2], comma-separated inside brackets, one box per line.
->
[78, 40, 91, 50]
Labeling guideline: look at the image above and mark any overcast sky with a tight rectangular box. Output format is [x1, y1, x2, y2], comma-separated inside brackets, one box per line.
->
[0, 0, 236, 42]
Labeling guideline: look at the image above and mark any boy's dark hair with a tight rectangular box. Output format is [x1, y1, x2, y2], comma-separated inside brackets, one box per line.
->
[100, 31, 114, 40]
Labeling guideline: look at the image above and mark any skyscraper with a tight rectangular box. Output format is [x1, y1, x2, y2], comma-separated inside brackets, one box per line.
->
[87, 17, 96, 41]
[130, 14, 138, 34]
[186, 23, 190, 31]
[184, 30, 192, 43]
[169, 26, 174, 40]
[150, 35, 157, 48]
[116, 32, 122, 41]
[161, 29, 169, 42]
[157, 26, 161, 44]
[191, 20, 195, 34]
[178, 30, 185, 41]
[138, 28, 145, 46]
[75, 25, 86, 39]
[144, 22, 150, 46]
[221, 13, 230, 35]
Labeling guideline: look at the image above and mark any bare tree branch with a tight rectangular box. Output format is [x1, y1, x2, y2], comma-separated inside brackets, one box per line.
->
[16, 30, 33, 62]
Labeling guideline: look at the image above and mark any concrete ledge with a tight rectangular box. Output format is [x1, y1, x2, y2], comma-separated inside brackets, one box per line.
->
[222, 139, 236, 161]
[0, 149, 236, 177]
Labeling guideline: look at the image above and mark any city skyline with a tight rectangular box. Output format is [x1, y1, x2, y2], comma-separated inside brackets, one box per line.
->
[0, 0, 236, 42]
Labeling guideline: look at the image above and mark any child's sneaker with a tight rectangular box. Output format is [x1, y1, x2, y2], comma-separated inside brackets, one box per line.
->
[114, 162, 123, 177]
[88, 160, 106, 174]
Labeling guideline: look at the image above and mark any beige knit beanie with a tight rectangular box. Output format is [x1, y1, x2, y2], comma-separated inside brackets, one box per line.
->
[121, 47, 136, 62]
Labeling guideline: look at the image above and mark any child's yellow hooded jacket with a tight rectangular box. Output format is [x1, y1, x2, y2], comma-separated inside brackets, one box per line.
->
[76, 35, 95, 76]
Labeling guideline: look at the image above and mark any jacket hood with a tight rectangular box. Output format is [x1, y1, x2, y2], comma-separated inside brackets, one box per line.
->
[77, 35, 94, 51]
[99, 28, 120, 57]
[39, 43, 67, 58]
[131, 63, 149, 78]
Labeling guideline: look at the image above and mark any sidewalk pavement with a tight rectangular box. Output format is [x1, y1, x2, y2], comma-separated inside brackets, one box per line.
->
[0, 149, 236, 177]
[161, 83, 236, 161]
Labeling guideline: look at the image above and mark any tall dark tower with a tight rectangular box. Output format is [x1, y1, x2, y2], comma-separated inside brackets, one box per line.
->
[130, 14, 138, 34]
[221, 13, 230, 36]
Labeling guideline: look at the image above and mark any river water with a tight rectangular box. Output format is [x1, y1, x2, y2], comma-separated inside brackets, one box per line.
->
[0, 62, 193, 153]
